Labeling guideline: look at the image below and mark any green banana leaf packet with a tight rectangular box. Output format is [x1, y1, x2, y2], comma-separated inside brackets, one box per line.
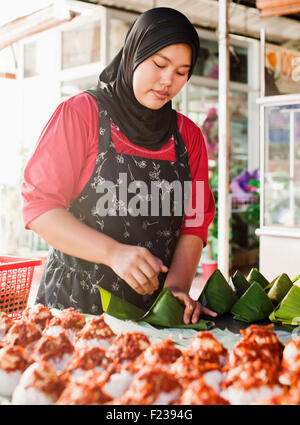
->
[99, 286, 214, 330]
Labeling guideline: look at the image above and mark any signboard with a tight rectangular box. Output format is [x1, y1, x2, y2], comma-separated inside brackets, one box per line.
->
[266, 42, 300, 94]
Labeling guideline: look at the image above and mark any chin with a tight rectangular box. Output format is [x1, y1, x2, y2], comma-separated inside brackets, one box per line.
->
[137, 95, 169, 110]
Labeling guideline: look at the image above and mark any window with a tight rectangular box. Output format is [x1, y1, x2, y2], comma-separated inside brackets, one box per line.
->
[61, 21, 101, 69]
[264, 104, 300, 227]
[187, 84, 248, 178]
[194, 38, 248, 84]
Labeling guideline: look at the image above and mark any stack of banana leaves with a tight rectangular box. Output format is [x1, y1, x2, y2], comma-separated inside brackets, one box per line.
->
[199, 267, 300, 326]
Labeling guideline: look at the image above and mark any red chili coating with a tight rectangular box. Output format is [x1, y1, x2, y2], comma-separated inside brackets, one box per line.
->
[74, 315, 116, 342]
[120, 368, 182, 405]
[107, 332, 151, 364]
[5, 320, 42, 348]
[179, 378, 231, 405]
[0, 345, 31, 372]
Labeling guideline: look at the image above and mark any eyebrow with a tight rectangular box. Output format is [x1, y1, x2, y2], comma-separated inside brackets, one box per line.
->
[155, 53, 191, 68]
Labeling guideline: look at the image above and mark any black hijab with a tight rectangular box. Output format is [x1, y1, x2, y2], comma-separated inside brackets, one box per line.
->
[86, 7, 200, 151]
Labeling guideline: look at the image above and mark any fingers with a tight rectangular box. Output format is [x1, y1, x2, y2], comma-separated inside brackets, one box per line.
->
[200, 305, 218, 317]
[171, 291, 217, 324]
[126, 275, 147, 295]
[130, 270, 151, 295]
[112, 245, 168, 295]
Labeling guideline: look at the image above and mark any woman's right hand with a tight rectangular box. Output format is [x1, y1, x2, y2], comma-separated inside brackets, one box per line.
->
[108, 243, 168, 295]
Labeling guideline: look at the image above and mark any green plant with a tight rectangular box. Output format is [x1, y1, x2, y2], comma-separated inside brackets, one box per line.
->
[239, 178, 260, 249]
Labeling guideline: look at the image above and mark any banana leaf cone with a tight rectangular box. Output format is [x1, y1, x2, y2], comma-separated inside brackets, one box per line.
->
[269, 285, 300, 326]
[292, 274, 300, 284]
[231, 281, 274, 323]
[267, 273, 293, 306]
[198, 269, 238, 315]
[231, 270, 250, 298]
[247, 267, 270, 289]
[144, 288, 214, 330]
[99, 286, 214, 330]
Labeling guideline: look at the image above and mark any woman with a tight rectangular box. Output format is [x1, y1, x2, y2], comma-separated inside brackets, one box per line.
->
[21, 7, 216, 324]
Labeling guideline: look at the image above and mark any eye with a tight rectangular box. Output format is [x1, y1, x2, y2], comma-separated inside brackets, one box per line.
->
[153, 61, 165, 69]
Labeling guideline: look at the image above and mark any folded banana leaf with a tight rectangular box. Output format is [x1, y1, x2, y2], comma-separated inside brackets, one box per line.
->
[269, 285, 300, 326]
[198, 269, 238, 315]
[99, 286, 214, 330]
[99, 287, 145, 321]
[231, 281, 274, 323]
[292, 274, 300, 283]
[247, 268, 270, 289]
[267, 273, 293, 306]
[231, 270, 250, 298]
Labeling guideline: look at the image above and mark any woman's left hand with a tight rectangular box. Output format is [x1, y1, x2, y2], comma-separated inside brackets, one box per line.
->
[170, 289, 218, 325]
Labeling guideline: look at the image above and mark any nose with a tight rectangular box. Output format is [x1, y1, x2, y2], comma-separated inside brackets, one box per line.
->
[159, 68, 174, 87]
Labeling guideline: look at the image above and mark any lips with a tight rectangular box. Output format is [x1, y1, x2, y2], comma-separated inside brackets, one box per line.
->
[152, 90, 169, 100]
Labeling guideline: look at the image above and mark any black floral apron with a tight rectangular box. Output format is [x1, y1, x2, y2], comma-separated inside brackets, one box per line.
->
[36, 101, 191, 315]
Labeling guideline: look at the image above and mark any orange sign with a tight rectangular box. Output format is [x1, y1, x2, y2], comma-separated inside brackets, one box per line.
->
[266, 43, 300, 93]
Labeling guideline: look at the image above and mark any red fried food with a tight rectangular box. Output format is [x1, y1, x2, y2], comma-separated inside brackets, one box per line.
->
[73, 315, 116, 350]
[279, 353, 300, 386]
[185, 331, 228, 366]
[119, 369, 182, 405]
[240, 324, 283, 359]
[31, 330, 74, 372]
[170, 352, 220, 387]
[0, 345, 31, 373]
[134, 338, 182, 372]
[12, 360, 67, 404]
[22, 304, 53, 331]
[282, 336, 300, 361]
[44, 308, 86, 341]
[106, 332, 150, 365]
[4, 320, 42, 354]
[224, 340, 281, 372]
[56, 370, 112, 405]
[64, 345, 114, 381]
[0, 312, 14, 347]
[254, 382, 300, 405]
[179, 378, 230, 405]
[221, 358, 280, 391]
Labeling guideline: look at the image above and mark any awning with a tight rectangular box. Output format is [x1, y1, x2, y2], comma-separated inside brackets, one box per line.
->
[256, 0, 300, 17]
[0, 2, 76, 51]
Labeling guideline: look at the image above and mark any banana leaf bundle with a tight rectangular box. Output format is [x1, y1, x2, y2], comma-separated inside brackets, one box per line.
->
[231, 281, 274, 323]
[231, 270, 250, 298]
[247, 267, 270, 289]
[269, 285, 300, 326]
[99, 287, 214, 330]
[266, 273, 293, 306]
[198, 269, 238, 315]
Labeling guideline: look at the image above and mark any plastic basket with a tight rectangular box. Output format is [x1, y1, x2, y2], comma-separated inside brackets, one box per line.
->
[0, 255, 42, 319]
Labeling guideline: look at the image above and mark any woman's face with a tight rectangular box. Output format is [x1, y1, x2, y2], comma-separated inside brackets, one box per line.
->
[133, 43, 192, 110]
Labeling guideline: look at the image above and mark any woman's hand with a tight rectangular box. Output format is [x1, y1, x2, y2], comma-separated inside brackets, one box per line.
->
[169, 288, 217, 324]
[108, 242, 168, 296]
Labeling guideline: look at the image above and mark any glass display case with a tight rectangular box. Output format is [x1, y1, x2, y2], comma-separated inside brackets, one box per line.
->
[257, 94, 300, 280]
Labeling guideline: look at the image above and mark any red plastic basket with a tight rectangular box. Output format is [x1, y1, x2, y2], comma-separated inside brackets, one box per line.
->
[0, 256, 42, 319]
